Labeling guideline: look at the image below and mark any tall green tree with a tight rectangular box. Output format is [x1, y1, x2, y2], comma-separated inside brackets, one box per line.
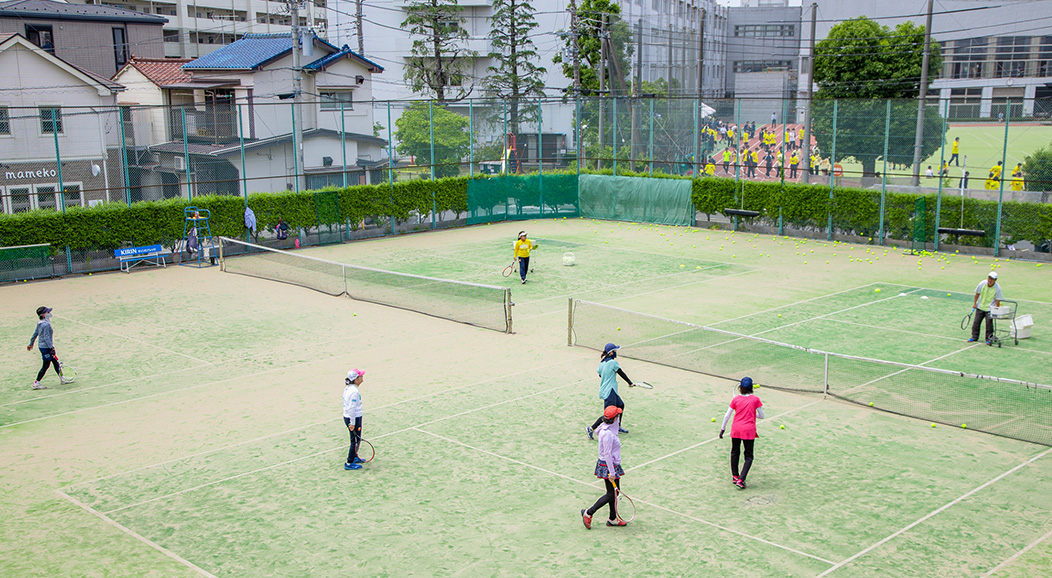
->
[486, 0, 546, 134]
[402, 0, 476, 102]
[553, 0, 633, 95]
[395, 102, 470, 178]
[812, 17, 945, 178]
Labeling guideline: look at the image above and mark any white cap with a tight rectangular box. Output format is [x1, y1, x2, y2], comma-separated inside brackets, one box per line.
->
[346, 368, 365, 383]
[988, 272, 998, 279]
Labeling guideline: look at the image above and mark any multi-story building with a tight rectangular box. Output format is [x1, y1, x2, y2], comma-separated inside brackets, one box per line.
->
[724, 1, 802, 122]
[798, 0, 1052, 119]
[65, 0, 328, 59]
[0, 0, 166, 78]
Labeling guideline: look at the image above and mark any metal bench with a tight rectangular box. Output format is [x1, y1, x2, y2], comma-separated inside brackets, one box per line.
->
[115, 244, 167, 273]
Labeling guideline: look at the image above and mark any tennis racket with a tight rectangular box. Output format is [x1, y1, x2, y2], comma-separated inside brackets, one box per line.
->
[612, 479, 635, 523]
[59, 363, 77, 384]
[631, 381, 653, 389]
[502, 259, 516, 278]
[358, 438, 375, 463]
[961, 308, 974, 331]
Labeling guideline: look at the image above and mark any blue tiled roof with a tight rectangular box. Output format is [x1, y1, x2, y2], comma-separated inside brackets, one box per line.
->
[303, 44, 384, 73]
[184, 33, 342, 70]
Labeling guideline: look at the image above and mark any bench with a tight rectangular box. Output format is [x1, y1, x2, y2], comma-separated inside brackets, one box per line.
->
[724, 208, 761, 218]
[936, 227, 985, 237]
[116, 244, 167, 273]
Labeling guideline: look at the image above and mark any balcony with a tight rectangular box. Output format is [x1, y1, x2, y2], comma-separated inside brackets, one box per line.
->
[168, 108, 239, 144]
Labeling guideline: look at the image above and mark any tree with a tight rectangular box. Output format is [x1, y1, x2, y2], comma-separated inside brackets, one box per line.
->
[394, 102, 470, 178]
[486, 0, 546, 134]
[402, 0, 476, 102]
[812, 17, 945, 179]
[1022, 142, 1052, 192]
[553, 0, 633, 95]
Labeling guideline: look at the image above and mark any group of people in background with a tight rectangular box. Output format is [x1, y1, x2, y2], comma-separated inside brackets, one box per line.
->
[926, 137, 1026, 191]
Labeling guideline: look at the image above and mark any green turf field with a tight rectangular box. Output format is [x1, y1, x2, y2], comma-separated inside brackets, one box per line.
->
[2, 219, 1051, 577]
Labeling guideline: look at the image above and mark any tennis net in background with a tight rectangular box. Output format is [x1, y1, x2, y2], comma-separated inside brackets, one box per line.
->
[220, 237, 513, 333]
[1, 243, 54, 283]
[569, 299, 1052, 447]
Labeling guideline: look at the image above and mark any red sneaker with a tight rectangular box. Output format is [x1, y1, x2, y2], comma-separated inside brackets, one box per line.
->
[580, 509, 592, 530]
[607, 519, 628, 527]
[732, 475, 741, 485]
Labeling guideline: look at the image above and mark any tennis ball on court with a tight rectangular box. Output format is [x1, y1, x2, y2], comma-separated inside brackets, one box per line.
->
[804, 261, 807, 264]
[778, 314, 782, 318]
[712, 418, 716, 422]
[780, 425, 785, 430]
[826, 261, 829, 264]
[617, 327, 621, 331]
[931, 423, 937, 428]
[868, 402, 874, 407]
[875, 289, 881, 293]
[353, 313, 357, 316]
[961, 424, 968, 429]
[947, 293, 951, 296]
[680, 264, 685, 268]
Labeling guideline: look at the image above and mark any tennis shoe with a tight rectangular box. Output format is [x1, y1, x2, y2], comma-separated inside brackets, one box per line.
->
[586, 427, 594, 440]
[618, 427, 629, 434]
[32, 381, 47, 390]
[353, 457, 365, 464]
[967, 338, 977, 342]
[344, 462, 362, 470]
[734, 478, 747, 489]
[581, 509, 592, 530]
[732, 475, 741, 485]
[606, 519, 628, 527]
[521, 279, 526, 284]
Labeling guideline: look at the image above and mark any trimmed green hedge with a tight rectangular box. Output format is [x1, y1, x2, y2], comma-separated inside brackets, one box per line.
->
[2, 173, 1049, 251]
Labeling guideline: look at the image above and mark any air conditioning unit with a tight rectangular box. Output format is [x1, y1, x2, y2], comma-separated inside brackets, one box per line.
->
[173, 156, 185, 171]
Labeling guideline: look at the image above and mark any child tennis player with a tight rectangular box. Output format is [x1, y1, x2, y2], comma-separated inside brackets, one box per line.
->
[719, 377, 765, 489]
[26, 306, 70, 390]
[512, 231, 538, 284]
[343, 369, 366, 470]
[581, 406, 627, 529]
[587, 343, 634, 439]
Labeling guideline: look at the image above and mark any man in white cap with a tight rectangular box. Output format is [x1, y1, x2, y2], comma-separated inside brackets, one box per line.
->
[343, 369, 366, 470]
[970, 272, 1003, 344]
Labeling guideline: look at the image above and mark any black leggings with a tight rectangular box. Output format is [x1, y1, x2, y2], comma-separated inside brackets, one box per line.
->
[731, 438, 755, 481]
[344, 416, 362, 464]
[37, 349, 60, 381]
[586, 479, 618, 520]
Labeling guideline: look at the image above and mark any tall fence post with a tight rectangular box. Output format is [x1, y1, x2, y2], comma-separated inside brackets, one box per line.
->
[51, 107, 72, 272]
[387, 101, 396, 235]
[826, 100, 838, 240]
[733, 97, 742, 230]
[576, 96, 582, 176]
[612, 97, 618, 175]
[428, 100, 436, 229]
[238, 103, 248, 240]
[469, 99, 474, 177]
[290, 103, 299, 194]
[878, 99, 890, 245]
[538, 99, 544, 216]
[779, 98, 787, 236]
[117, 107, 132, 205]
[648, 98, 654, 175]
[933, 109, 947, 252]
[181, 106, 192, 200]
[993, 97, 1010, 257]
[341, 102, 348, 189]
[692, 100, 699, 178]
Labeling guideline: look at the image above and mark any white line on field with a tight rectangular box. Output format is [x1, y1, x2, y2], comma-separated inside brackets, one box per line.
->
[708, 282, 880, 327]
[814, 447, 1052, 577]
[55, 489, 218, 578]
[747, 288, 925, 339]
[414, 427, 836, 566]
[982, 526, 1052, 577]
[57, 315, 214, 365]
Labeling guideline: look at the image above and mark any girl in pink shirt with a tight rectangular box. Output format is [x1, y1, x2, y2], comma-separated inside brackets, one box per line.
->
[719, 377, 765, 489]
[581, 406, 627, 529]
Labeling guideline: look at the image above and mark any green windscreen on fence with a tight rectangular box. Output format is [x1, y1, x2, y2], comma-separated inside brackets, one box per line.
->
[0, 244, 54, 283]
[467, 174, 579, 225]
[578, 174, 693, 226]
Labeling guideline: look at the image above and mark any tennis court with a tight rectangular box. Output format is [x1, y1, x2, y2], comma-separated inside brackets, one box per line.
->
[2, 218, 1050, 577]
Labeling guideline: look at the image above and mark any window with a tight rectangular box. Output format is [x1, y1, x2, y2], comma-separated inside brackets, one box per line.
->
[995, 36, 1030, 78]
[35, 185, 58, 211]
[6, 186, 32, 214]
[39, 107, 62, 134]
[164, 30, 180, 43]
[113, 27, 129, 69]
[320, 91, 354, 111]
[953, 37, 988, 79]
[25, 24, 54, 53]
[63, 184, 83, 208]
[0, 106, 9, 135]
[1039, 36, 1052, 77]
[733, 24, 794, 38]
[733, 61, 791, 73]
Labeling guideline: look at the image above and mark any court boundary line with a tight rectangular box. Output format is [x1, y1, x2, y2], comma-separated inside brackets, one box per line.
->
[982, 526, 1052, 577]
[413, 427, 836, 566]
[708, 282, 881, 327]
[814, 447, 1052, 577]
[54, 489, 218, 578]
[57, 315, 215, 366]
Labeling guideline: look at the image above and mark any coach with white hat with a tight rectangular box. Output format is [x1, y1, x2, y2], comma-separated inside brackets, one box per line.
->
[970, 272, 1003, 344]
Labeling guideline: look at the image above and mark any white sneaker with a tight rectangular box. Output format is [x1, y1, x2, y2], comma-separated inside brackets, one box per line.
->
[32, 381, 47, 390]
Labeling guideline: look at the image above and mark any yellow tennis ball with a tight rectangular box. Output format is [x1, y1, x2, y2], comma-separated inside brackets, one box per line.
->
[961, 424, 967, 429]
[947, 293, 951, 296]
[868, 402, 874, 407]
[711, 418, 716, 422]
[777, 314, 782, 318]
[353, 313, 357, 316]
[931, 423, 937, 428]
[875, 288, 881, 293]
[617, 327, 621, 331]
[780, 425, 785, 430]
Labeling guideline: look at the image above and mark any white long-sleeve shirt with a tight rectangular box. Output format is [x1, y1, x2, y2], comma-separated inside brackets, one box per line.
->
[342, 384, 362, 418]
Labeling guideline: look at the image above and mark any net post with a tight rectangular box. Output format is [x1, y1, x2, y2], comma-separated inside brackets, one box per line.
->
[506, 288, 513, 334]
[823, 353, 829, 397]
[218, 236, 225, 271]
[567, 298, 574, 346]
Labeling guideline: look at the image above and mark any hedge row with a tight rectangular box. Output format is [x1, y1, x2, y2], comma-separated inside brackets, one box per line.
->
[1, 173, 1049, 250]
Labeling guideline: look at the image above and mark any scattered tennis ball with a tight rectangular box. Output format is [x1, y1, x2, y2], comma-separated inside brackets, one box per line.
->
[961, 424, 968, 429]
[947, 293, 951, 296]
[777, 314, 782, 318]
[780, 425, 785, 430]
[804, 261, 807, 264]
[931, 423, 937, 428]
[712, 418, 716, 422]
[826, 261, 829, 264]
[353, 313, 357, 316]
[617, 327, 621, 331]
[875, 288, 880, 293]
[868, 402, 874, 407]
[680, 264, 685, 268]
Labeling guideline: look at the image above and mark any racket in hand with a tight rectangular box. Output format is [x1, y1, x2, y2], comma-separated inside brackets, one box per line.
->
[612, 479, 635, 523]
[631, 381, 653, 389]
[59, 363, 77, 384]
[502, 259, 516, 278]
[961, 309, 974, 331]
[358, 438, 375, 463]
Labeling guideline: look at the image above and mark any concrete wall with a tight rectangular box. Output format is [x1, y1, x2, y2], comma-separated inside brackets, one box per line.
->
[0, 18, 163, 78]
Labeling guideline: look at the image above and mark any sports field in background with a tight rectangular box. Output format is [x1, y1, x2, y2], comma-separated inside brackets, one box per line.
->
[2, 218, 1051, 577]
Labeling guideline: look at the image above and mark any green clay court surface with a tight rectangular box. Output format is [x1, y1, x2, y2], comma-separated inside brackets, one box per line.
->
[2, 219, 1051, 577]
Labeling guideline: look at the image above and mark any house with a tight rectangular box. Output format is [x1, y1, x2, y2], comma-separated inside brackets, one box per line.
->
[127, 32, 386, 198]
[0, 0, 166, 79]
[0, 33, 125, 214]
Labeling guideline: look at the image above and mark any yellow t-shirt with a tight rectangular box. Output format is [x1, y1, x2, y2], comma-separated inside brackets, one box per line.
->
[951, 140, 959, 154]
[798, 128, 805, 140]
[1010, 176, 1023, 191]
[751, 151, 759, 163]
[513, 238, 536, 258]
[991, 165, 1003, 179]
[790, 154, 799, 165]
[723, 150, 732, 162]
[705, 163, 716, 176]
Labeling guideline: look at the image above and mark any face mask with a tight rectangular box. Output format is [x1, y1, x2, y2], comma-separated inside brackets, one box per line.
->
[45, 313, 53, 320]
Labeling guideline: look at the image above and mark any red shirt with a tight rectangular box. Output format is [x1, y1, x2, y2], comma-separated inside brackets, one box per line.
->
[730, 395, 763, 440]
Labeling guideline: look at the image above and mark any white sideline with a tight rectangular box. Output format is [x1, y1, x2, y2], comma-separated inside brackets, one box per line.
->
[415, 427, 836, 566]
[814, 447, 1052, 577]
[982, 526, 1052, 576]
[57, 315, 214, 365]
[55, 489, 218, 578]
[709, 282, 882, 327]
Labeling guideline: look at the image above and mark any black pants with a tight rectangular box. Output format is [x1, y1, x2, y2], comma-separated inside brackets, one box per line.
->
[731, 438, 755, 481]
[971, 309, 994, 342]
[344, 416, 362, 464]
[949, 152, 959, 166]
[790, 164, 798, 178]
[591, 390, 625, 430]
[518, 256, 530, 281]
[587, 478, 618, 520]
[37, 349, 60, 381]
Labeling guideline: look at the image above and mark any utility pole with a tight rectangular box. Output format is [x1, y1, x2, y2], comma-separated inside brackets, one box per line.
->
[632, 18, 642, 170]
[290, 0, 305, 192]
[598, 13, 607, 170]
[911, 0, 935, 186]
[355, 0, 364, 55]
[695, 7, 705, 167]
[569, 0, 581, 167]
[802, 2, 817, 184]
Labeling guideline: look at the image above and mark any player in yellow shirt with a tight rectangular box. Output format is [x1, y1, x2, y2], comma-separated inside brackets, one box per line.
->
[949, 137, 960, 166]
[722, 149, 732, 174]
[990, 161, 1003, 181]
[789, 152, 800, 178]
[749, 150, 759, 178]
[1010, 171, 1024, 191]
[704, 158, 716, 176]
[512, 231, 538, 284]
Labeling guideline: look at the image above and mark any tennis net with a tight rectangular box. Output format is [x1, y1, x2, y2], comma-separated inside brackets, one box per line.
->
[220, 237, 513, 333]
[0, 243, 54, 283]
[569, 299, 1052, 446]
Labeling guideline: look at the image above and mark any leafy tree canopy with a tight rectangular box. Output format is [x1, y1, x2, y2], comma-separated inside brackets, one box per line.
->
[394, 102, 470, 178]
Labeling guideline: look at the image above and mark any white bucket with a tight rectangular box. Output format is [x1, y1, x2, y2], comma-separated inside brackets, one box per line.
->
[563, 252, 576, 266]
[1011, 314, 1033, 339]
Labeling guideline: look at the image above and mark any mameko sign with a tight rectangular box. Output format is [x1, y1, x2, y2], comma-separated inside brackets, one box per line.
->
[5, 169, 59, 180]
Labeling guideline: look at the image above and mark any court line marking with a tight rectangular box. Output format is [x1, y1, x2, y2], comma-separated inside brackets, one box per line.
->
[708, 282, 880, 327]
[982, 526, 1052, 577]
[747, 288, 925, 339]
[814, 447, 1052, 577]
[414, 427, 836, 566]
[817, 318, 977, 344]
[57, 315, 214, 366]
[880, 282, 1052, 307]
[95, 380, 587, 515]
[54, 489, 218, 578]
